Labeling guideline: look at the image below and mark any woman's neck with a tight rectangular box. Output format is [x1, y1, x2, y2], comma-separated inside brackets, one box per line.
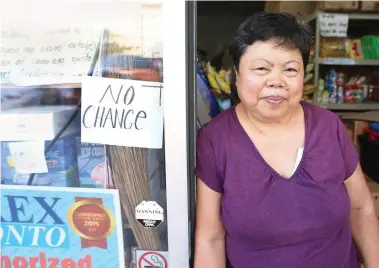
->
[238, 103, 301, 136]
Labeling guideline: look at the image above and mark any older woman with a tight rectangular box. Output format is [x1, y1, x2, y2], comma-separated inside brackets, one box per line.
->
[194, 12, 379, 268]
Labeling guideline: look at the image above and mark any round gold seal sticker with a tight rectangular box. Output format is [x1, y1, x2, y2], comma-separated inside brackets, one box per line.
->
[68, 197, 115, 249]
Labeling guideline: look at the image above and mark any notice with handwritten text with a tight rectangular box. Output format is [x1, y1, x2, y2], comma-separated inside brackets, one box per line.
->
[1, 28, 101, 86]
[319, 13, 349, 37]
[81, 76, 164, 149]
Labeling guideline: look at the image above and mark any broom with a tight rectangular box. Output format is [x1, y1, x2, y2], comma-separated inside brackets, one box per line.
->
[106, 145, 160, 250]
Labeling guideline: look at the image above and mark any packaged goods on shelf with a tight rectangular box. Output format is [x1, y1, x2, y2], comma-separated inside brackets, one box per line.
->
[361, 36, 379, 59]
[0, 105, 80, 141]
[302, 62, 316, 103]
[320, 37, 351, 58]
[197, 60, 234, 118]
[320, 36, 379, 60]
[197, 71, 219, 118]
[205, 62, 231, 96]
[1, 134, 80, 187]
[322, 69, 379, 105]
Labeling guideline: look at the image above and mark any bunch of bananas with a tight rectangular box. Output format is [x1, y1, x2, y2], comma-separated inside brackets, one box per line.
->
[205, 62, 231, 95]
[303, 63, 316, 99]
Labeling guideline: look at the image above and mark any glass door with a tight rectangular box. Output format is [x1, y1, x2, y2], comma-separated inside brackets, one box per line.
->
[0, 1, 190, 267]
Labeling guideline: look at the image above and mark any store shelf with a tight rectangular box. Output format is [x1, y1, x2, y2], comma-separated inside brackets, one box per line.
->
[327, 103, 379, 111]
[303, 11, 379, 23]
[339, 111, 379, 122]
[348, 13, 379, 21]
[318, 58, 379, 66]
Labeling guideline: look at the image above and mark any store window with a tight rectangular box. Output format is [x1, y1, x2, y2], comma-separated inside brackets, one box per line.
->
[1, 1, 189, 268]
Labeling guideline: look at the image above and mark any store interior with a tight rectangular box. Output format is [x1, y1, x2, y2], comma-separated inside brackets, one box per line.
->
[196, 0, 379, 195]
[196, 3, 379, 265]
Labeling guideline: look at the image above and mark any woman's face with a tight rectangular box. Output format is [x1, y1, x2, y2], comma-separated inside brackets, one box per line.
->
[236, 39, 304, 121]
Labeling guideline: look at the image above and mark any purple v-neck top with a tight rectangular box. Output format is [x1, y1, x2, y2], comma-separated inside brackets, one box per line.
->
[196, 102, 359, 268]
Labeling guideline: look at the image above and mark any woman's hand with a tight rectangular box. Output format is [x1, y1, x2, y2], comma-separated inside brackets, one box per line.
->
[194, 179, 226, 268]
[345, 164, 379, 268]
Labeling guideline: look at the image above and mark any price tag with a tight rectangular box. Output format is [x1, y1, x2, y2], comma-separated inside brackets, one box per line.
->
[8, 141, 48, 174]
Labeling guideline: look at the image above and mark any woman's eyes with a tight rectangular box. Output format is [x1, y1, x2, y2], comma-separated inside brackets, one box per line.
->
[285, 68, 298, 73]
[254, 67, 269, 71]
[253, 67, 298, 72]
[252, 67, 299, 75]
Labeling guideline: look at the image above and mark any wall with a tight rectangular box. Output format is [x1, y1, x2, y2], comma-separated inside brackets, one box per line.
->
[196, 1, 264, 60]
[197, 15, 247, 60]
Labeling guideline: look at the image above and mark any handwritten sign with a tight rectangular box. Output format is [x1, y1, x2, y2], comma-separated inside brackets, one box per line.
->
[81, 76, 164, 149]
[0, 27, 100, 86]
[8, 141, 48, 174]
[319, 13, 349, 37]
[1, 185, 125, 268]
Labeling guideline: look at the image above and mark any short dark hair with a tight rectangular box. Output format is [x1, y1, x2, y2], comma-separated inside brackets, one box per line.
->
[231, 12, 313, 72]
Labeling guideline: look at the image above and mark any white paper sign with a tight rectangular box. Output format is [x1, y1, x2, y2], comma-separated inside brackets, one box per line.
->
[135, 201, 164, 228]
[319, 13, 349, 37]
[81, 76, 164, 149]
[8, 141, 48, 174]
[1, 27, 101, 86]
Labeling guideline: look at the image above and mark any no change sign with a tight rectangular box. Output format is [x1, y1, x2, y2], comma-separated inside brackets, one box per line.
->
[136, 250, 168, 268]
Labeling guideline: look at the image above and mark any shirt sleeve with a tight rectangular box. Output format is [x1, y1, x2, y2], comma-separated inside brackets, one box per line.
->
[336, 116, 359, 179]
[196, 128, 223, 193]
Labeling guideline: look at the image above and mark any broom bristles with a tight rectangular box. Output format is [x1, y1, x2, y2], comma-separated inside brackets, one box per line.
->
[107, 145, 160, 250]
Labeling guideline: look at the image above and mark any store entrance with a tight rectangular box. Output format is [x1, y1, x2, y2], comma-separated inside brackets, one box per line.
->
[194, 1, 379, 268]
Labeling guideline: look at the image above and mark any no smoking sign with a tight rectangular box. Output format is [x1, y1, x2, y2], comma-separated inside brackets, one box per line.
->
[136, 250, 168, 268]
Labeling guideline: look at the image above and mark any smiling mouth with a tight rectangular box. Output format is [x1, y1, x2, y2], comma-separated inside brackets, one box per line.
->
[262, 96, 285, 106]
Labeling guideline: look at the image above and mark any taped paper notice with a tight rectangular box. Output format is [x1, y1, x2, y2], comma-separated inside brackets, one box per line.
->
[8, 141, 48, 174]
[81, 76, 164, 149]
[1, 27, 101, 85]
[319, 13, 349, 37]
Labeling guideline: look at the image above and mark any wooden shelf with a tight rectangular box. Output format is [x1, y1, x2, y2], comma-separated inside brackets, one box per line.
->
[339, 111, 379, 122]
[318, 58, 379, 66]
[327, 103, 379, 111]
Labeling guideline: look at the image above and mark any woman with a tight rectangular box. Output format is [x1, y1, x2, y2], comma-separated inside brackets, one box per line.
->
[195, 12, 379, 268]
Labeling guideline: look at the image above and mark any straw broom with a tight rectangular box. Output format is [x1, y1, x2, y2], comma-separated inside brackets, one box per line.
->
[106, 145, 160, 250]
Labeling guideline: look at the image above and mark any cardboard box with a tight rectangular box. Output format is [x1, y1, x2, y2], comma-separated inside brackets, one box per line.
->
[316, 1, 359, 11]
[0, 105, 80, 141]
[360, 1, 379, 11]
[264, 1, 316, 18]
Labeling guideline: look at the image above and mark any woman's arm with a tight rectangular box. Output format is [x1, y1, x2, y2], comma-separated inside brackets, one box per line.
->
[345, 164, 379, 268]
[194, 179, 226, 268]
